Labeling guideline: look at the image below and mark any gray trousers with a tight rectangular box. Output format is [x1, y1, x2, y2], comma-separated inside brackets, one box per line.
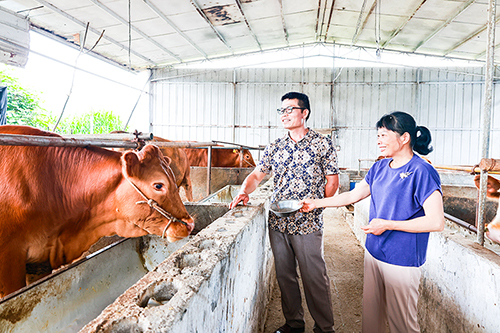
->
[269, 228, 335, 333]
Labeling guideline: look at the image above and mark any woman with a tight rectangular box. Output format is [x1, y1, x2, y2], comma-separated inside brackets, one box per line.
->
[301, 111, 444, 333]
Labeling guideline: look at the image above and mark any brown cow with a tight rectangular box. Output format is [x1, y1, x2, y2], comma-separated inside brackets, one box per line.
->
[474, 174, 500, 244]
[110, 132, 193, 202]
[153, 137, 193, 201]
[184, 145, 256, 168]
[0, 125, 194, 298]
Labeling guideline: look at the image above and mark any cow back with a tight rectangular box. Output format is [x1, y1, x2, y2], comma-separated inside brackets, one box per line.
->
[184, 145, 256, 168]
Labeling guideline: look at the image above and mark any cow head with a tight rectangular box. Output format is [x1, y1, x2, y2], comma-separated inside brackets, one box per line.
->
[235, 149, 256, 168]
[474, 174, 500, 199]
[119, 145, 194, 242]
[474, 174, 500, 244]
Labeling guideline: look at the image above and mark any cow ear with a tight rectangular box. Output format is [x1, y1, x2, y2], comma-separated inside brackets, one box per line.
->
[138, 145, 161, 164]
[122, 151, 141, 178]
[163, 155, 172, 166]
[474, 175, 480, 189]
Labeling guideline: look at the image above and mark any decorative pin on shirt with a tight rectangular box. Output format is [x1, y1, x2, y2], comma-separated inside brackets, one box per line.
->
[400, 171, 413, 179]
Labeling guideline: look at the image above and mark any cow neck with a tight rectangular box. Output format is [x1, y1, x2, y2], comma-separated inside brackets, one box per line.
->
[124, 176, 187, 238]
[55, 146, 123, 211]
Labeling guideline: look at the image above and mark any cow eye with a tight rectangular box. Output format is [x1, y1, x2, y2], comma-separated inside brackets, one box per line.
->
[154, 183, 164, 191]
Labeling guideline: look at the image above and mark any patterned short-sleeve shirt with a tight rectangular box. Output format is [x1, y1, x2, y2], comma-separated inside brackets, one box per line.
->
[258, 128, 339, 235]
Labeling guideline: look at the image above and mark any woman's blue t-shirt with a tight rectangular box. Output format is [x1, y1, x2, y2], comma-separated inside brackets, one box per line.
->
[364, 154, 442, 267]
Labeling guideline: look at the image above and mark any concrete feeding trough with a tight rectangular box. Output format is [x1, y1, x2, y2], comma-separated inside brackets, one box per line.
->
[80, 181, 274, 332]
[0, 181, 275, 333]
[0, 203, 230, 332]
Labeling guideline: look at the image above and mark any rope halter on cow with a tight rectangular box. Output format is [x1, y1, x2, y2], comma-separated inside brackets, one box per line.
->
[125, 177, 188, 239]
[233, 148, 254, 168]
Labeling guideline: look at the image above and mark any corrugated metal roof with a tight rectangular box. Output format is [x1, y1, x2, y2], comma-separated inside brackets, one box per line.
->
[0, 0, 498, 70]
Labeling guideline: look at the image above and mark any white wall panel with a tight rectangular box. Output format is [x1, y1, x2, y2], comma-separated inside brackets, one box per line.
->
[151, 66, 500, 169]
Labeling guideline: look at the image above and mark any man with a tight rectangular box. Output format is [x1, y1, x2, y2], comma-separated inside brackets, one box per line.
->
[229, 92, 339, 333]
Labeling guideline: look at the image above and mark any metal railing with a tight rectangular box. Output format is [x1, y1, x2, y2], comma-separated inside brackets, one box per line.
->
[0, 131, 263, 198]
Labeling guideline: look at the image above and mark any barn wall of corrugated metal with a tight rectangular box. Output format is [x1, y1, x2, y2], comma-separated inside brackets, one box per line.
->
[150, 66, 499, 169]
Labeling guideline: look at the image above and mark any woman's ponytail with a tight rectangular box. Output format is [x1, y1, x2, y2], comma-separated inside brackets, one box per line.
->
[413, 125, 433, 155]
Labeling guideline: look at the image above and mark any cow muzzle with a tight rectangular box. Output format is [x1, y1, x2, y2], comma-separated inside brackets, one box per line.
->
[136, 198, 189, 239]
[126, 178, 192, 239]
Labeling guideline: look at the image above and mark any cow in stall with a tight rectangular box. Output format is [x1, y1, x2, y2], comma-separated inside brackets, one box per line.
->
[184, 145, 256, 168]
[474, 174, 500, 244]
[0, 126, 194, 298]
[149, 136, 193, 202]
[110, 132, 193, 202]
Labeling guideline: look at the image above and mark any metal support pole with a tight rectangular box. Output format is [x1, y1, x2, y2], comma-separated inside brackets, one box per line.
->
[232, 69, 237, 143]
[207, 145, 213, 196]
[0, 133, 139, 149]
[477, 0, 496, 246]
[0, 134, 216, 149]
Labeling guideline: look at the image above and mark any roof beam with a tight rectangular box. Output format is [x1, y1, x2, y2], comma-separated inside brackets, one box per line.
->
[235, 0, 262, 50]
[34, 0, 156, 67]
[323, 0, 337, 42]
[31, 25, 140, 71]
[88, 0, 182, 63]
[381, 0, 427, 49]
[190, 0, 233, 52]
[412, 0, 475, 52]
[351, 0, 377, 45]
[474, 42, 500, 60]
[444, 13, 500, 56]
[317, 0, 328, 39]
[277, 0, 290, 45]
[142, 0, 208, 59]
[315, 0, 322, 41]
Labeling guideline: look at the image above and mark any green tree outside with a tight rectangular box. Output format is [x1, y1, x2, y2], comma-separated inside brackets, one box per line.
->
[0, 68, 54, 129]
[0, 68, 127, 133]
[57, 111, 128, 134]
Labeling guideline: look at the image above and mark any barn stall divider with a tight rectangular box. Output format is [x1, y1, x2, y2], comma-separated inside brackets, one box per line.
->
[344, 170, 500, 332]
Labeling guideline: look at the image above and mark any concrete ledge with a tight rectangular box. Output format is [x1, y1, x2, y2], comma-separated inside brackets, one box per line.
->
[80, 181, 275, 333]
[421, 230, 500, 332]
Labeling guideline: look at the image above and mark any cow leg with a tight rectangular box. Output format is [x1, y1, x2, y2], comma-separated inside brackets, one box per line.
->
[0, 247, 27, 298]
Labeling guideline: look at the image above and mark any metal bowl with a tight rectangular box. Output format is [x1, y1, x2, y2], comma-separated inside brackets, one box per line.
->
[270, 200, 303, 217]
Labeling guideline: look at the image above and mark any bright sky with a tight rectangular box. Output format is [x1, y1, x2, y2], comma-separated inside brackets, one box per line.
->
[1, 31, 151, 132]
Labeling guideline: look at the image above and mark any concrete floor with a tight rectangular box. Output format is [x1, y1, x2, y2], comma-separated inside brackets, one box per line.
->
[263, 208, 365, 333]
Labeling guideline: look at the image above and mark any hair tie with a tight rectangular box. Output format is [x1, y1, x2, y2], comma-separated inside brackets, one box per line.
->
[415, 126, 421, 137]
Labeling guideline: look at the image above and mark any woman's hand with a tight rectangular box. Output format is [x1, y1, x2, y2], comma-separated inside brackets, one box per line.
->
[300, 199, 318, 212]
[360, 218, 390, 235]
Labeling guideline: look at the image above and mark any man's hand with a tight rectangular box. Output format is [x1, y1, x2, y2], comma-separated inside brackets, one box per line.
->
[229, 193, 250, 209]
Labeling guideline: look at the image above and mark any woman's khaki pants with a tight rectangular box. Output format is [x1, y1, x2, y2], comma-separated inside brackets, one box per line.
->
[362, 250, 421, 333]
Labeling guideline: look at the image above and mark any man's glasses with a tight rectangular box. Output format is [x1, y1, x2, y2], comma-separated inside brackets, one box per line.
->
[277, 106, 305, 115]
